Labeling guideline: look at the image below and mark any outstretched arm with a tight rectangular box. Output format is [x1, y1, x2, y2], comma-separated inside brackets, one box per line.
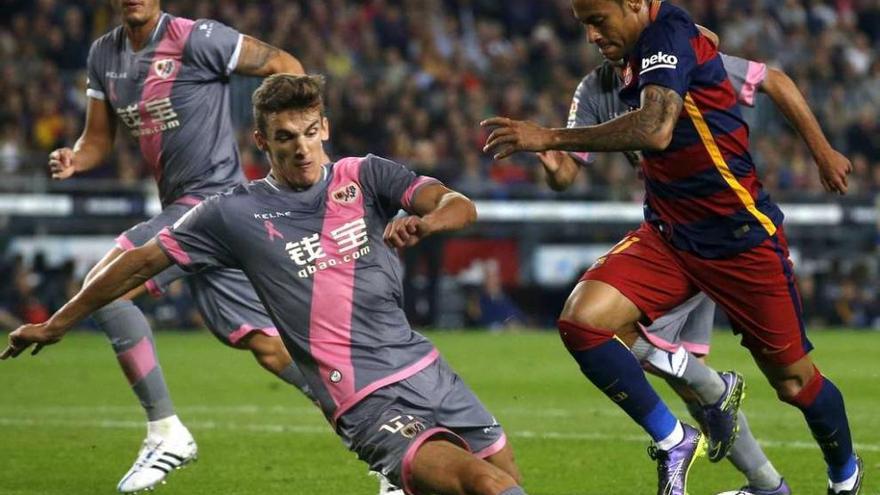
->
[234, 35, 304, 76]
[482, 85, 682, 159]
[760, 67, 851, 194]
[383, 183, 477, 248]
[1, 241, 172, 359]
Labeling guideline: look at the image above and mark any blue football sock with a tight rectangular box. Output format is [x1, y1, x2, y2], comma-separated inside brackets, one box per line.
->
[791, 373, 856, 481]
[569, 338, 678, 442]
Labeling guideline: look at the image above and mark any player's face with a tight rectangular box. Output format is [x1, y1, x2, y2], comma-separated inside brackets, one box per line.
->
[256, 108, 330, 189]
[572, 0, 643, 61]
[112, 0, 161, 28]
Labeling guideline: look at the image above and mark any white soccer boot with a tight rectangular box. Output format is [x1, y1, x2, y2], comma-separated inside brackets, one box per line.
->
[116, 424, 197, 493]
[370, 471, 405, 495]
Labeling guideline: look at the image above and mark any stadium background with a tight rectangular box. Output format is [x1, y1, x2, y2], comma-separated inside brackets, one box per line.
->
[2, 0, 880, 332]
[1, 1, 879, 494]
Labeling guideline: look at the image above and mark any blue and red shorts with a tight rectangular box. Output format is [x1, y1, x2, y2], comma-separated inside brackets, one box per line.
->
[582, 222, 812, 366]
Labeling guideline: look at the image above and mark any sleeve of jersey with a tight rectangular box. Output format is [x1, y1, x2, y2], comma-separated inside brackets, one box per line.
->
[565, 77, 601, 166]
[362, 155, 441, 217]
[720, 53, 766, 108]
[156, 200, 236, 272]
[187, 19, 244, 77]
[86, 41, 106, 100]
[636, 21, 697, 97]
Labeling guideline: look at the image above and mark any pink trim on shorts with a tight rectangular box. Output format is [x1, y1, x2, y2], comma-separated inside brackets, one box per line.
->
[144, 279, 163, 298]
[157, 227, 192, 266]
[227, 324, 280, 345]
[116, 337, 157, 385]
[636, 322, 681, 353]
[401, 177, 440, 211]
[401, 427, 470, 495]
[173, 195, 202, 207]
[739, 61, 767, 107]
[570, 151, 591, 164]
[332, 348, 439, 425]
[682, 342, 710, 356]
[474, 432, 507, 459]
[115, 233, 136, 251]
[311, 157, 364, 413]
[138, 17, 194, 182]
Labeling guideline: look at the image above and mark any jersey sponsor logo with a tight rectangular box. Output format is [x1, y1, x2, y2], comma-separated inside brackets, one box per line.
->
[116, 97, 180, 137]
[285, 218, 371, 278]
[198, 22, 214, 37]
[153, 59, 176, 79]
[331, 182, 361, 204]
[641, 51, 678, 74]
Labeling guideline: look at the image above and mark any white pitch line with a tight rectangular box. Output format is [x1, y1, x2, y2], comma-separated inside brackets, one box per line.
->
[1, 417, 877, 453]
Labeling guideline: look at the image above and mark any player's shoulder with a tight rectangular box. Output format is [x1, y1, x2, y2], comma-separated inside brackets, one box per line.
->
[88, 25, 125, 58]
[646, 2, 697, 36]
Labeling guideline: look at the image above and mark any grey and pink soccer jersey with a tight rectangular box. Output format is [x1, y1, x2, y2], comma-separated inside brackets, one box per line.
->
[86, 13, 244, 207]
[156, 155, 450, 423]
[564, 53, 767, 354]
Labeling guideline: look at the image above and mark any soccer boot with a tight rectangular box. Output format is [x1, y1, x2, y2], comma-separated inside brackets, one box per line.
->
[648, 423, 705, 495]
[828, 455, 864, 495]
[716, 478, 791, 495]
[117, 427, 198, 493]
[703, 371, 745, 462]
[370, 471, 405, 495]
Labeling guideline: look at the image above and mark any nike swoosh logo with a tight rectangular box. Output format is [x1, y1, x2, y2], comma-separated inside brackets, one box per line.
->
[760, 343, 792, 355]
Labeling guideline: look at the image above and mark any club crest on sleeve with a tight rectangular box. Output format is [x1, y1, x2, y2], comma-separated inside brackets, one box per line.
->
[153, 59, 176, 79]
[331, 182, 361, 204]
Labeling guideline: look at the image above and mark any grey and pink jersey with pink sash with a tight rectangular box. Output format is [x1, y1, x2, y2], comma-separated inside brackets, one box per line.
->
[87, 13, 245, 207]
[566, 53, 767, 166]
[156, 154, 441, 425]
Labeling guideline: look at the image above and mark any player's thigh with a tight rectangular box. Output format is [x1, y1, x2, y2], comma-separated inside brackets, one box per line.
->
[565, 224, 696, 328]
[410, 439, 516, 495]
[184, 269, 279, 348]
[683, 231, 812, 367]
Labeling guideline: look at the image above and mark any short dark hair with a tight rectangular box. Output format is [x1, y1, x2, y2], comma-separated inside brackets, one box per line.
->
[252, 74, 325, 135]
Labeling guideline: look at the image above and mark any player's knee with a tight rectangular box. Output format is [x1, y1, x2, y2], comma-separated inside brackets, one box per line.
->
[776, 365, 822, 406]
[557, 319, 614, 352]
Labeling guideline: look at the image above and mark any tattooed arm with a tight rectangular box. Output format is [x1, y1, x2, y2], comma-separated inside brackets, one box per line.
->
[234, 35, 304, 77]
[482, 85, 683, 160]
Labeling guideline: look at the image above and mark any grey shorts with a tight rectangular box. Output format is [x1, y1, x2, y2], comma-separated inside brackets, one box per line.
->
[116, 197, 277, 346]
[639, 292, 716, 355]
[336, 357, 507, 495]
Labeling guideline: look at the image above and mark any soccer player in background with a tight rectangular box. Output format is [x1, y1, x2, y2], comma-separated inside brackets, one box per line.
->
[541, 45, 852, 494]
[4, 73, 529, 495]
[41, 0, 310, 491]
[482, 1, 863, 494]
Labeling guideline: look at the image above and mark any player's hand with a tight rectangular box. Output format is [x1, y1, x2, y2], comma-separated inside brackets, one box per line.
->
[0, 322, 64, 360]
[48, 147, 76, 180]
[383, 216, 432, 248]
[481, 117, 553, 160]
[815, 149, 852, 195]
[536, 150, 573, 174]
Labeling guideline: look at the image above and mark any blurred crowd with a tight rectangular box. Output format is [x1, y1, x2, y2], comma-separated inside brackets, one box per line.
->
[3, 0, 880, 198]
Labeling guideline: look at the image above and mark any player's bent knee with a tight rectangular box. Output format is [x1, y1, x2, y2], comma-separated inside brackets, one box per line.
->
[557, 319, 614, 352]
[777, 365, 823, 406]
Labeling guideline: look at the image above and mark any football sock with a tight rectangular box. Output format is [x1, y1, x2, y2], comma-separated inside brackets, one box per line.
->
[499, 487, 527, 495]
[678, 355, 726, 405]
[558, 321, 679, 443]
[94, 300, 175, 421]
[785, 370, 856, 483]
[147, 414, 186, 439]
[278, 362, 316, 401]
[655, 421, 685, 450]
[727, 411, 782, 490]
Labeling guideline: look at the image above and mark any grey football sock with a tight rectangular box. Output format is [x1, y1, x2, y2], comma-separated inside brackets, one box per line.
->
[278, 362, 317, 402]
[499, 487, 527, 495]
[678, 353, 726, 405]
[728, 411, 782, 490]
[93, 300, 175, 421]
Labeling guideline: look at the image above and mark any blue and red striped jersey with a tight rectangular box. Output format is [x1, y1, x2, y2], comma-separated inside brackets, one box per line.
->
[618, 1, 783, 259]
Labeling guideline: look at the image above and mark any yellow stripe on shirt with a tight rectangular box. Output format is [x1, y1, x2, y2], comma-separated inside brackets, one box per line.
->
[683, 93, 777, 236]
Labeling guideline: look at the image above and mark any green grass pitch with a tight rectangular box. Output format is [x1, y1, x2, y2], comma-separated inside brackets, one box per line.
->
[1, 329, 877, 494]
